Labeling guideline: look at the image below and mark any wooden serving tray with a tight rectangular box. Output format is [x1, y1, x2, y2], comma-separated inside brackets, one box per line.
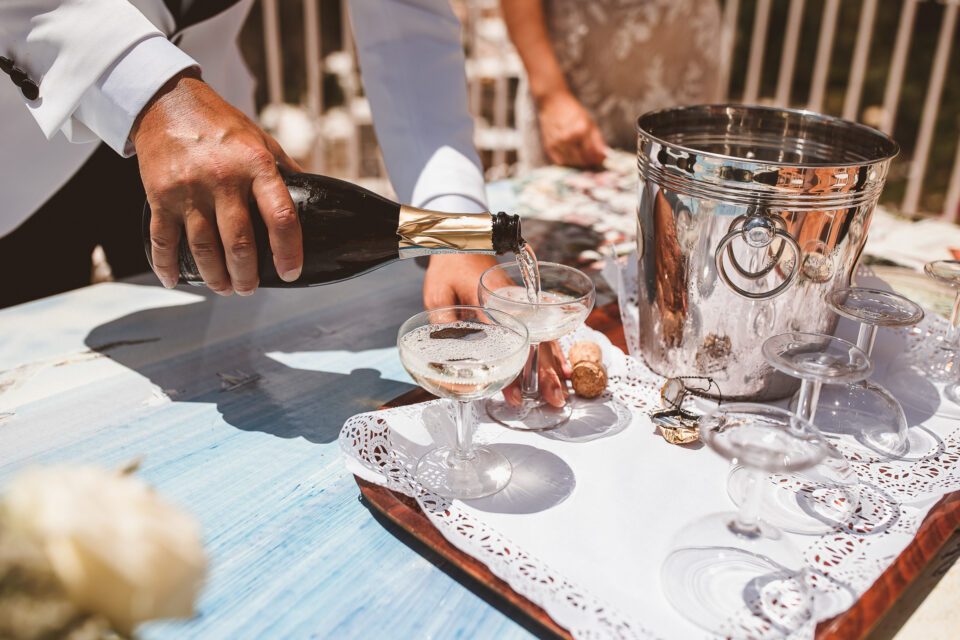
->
[356, 303, 960, 639]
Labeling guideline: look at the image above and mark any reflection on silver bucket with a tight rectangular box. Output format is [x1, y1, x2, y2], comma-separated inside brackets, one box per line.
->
[635, 104, 899, 401]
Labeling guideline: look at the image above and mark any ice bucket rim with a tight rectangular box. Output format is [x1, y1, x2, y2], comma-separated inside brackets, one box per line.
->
[636, 103, 899, 170]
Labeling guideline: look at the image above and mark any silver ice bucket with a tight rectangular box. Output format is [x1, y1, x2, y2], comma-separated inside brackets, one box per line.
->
[635, 104, 899, 400]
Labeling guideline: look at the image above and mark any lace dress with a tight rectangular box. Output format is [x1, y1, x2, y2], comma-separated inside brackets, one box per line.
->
[517, 0, 723, 168]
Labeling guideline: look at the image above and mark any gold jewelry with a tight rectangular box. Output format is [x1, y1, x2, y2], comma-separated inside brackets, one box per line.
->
[652, 376, 722, 445]
[650, 409, 701, 445]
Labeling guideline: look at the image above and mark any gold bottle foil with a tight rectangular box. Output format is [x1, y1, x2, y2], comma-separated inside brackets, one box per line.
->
[651, 409, 701, 445]
[397, 205, 495, 258]
[658, 422, 701, 445]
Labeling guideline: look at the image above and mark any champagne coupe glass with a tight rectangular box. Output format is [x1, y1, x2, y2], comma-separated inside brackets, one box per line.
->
[792, 287, 923, 457]
[479, 262, 596, 431]
[729, 333, 872, 534]
[397, 306, 529, 499]
[923, 260, 960, 403]
[662, 404, 825, 637]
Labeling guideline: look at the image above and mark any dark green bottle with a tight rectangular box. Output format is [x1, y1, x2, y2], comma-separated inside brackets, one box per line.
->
[142, 172, 523, 287]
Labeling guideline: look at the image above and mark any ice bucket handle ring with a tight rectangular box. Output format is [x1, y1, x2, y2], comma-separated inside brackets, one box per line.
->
[714, 212, 801, 300]
[724, 214, 789, 280]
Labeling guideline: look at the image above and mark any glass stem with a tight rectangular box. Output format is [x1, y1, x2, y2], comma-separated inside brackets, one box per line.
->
[795, 379, 821, 423]
[856, 322, 878, 358]
[521, 343, 540, 399]
[452, 401, 476, 462]
[948, 290, 960, 349]
[731, 467, 764, 536]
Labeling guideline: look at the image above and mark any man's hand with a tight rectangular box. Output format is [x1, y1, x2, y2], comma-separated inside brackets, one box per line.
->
[132, 71, 303, 295]
[537, 90, 607, 168]
[422, 253, 501, 307]
[502, 341, 572, 408]
[423, 253, 571, 407]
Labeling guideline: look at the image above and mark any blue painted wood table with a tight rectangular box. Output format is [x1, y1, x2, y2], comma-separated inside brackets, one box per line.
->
[0, 261, 534, 639]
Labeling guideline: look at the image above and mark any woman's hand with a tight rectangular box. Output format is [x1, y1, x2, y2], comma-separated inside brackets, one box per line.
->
[537, 91, 607, 168]
[500, 0, 606, 169]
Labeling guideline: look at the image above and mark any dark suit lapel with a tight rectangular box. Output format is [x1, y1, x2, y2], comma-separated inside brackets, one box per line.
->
[163, 0, 182, 25]
[162, 0, 242, 33]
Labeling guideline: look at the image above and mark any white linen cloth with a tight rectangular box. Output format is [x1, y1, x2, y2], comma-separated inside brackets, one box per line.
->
[862, 206, 960, 271]
[340, 262, 960, 639]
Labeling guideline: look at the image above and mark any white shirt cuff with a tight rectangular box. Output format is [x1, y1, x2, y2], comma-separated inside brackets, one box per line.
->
[410, 146, 488, 212]
[73, 35, 199, 157]
[418, 194, 489, 214]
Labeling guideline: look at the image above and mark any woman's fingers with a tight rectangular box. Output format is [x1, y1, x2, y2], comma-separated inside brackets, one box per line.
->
[548, 138, 585, 167]
[539, 366, 568, 407]
[539, 341, 570, 407]
[501, 341, 570, 408]
[502, 380, 523, 406]
[581, 125, 608, 166]
[545, 341, 573, 378]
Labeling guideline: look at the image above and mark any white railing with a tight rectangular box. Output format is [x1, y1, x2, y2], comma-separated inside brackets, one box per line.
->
[902, 0, 957, 218]
[255, 0, 960, 221]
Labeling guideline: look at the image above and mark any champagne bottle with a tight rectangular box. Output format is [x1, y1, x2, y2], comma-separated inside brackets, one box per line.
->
[141, 172, 523, 287]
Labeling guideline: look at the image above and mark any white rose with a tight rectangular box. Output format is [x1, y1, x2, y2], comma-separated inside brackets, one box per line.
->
[3, 466, 207, 635]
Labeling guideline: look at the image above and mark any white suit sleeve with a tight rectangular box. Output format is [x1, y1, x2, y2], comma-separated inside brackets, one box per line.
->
[0, 0, 194, 152]
[74, 36, 198, 156]
[348, 0, 488, 213]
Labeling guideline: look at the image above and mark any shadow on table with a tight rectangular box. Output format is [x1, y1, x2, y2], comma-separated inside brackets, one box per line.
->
[83, 288, 416, 445]
[418, 403, 576, 514]
[839, 274, 942, 430]
[468, 442, 576, 515]
[539, 396, 632, 444]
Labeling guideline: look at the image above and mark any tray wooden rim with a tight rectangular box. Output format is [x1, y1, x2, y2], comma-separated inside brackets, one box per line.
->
[356, 303, 960, 639]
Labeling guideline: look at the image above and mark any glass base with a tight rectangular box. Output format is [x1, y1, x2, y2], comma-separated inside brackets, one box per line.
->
[485, 395, 573, 431]
[946, 381, 960, 406]
[728, 465, 859, 535]
[661, 513, 813, 638]
[791, 381, 908, 459]
[415, 446, 512, 500]
[906, 328, 960, 382]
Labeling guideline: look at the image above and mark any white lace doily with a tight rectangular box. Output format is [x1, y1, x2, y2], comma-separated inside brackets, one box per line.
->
[340, 264, 960, 639]
[341, 327, 657, 639]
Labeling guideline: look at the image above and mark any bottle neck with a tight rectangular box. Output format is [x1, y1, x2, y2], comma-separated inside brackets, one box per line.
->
[396, 206, 521, 258]
[491, 211, 522, 254]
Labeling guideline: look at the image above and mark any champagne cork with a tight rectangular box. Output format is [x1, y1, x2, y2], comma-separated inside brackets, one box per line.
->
[568, 341, 607, 398]
[568, 341, 602, 365]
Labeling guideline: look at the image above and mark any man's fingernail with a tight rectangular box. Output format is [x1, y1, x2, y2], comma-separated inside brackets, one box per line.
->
[237, 289, 255, 297]
[159, 275, 176, 289]
[280, 267, 302, 282]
